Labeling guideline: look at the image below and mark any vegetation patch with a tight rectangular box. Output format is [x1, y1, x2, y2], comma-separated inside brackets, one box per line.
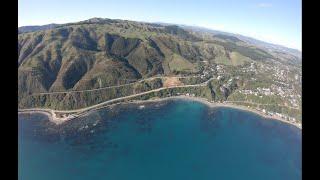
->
[168, 54, 197, 72]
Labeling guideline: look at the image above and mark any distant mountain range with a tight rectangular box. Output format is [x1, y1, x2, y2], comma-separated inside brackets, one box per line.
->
[155, 23, 301, 60]
[18, 23, 59, 33]
[19, 19, 301, 59]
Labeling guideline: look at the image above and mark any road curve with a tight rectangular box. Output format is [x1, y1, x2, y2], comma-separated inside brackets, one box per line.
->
[19, 77, 215, 114]
[33, 75, 203, 95]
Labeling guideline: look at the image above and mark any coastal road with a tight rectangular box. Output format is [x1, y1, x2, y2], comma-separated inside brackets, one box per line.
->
[19, 76, 302, 129]
[33, 75, 204, 95]
[20, 77, 215, 114]
[225, 100, 300, 110]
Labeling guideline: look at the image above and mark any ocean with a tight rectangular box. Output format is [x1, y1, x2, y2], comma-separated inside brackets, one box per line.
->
[18, 99, 301, 180]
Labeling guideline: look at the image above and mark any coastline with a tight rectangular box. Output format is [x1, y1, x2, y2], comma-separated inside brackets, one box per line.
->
[18, 95, 302, 129]
[18, 109, 69, 125]
[126, 96, 302, 129]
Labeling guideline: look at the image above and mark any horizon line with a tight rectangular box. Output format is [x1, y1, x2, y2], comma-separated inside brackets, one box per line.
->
[18, 17, 301, 52]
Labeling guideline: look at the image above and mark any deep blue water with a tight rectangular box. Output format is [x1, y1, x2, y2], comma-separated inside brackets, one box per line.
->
[19, 100, 301, 180]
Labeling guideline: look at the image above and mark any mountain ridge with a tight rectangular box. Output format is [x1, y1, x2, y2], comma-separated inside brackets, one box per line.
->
[19, 17, 301, 57]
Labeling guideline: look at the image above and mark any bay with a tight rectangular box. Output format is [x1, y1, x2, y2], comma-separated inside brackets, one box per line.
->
[18, 99, 301, 180]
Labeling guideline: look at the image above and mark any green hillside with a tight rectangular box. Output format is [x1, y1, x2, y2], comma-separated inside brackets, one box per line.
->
[18, 18, 301, 121]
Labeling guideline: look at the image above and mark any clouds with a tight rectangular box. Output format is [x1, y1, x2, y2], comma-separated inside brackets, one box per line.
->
[257, 3, 273, 8]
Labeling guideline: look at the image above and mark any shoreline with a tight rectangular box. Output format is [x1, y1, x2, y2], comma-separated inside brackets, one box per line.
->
[126, 96, 302, 129]
[18, 109, 70, 125]
[18, 95, 302, 129]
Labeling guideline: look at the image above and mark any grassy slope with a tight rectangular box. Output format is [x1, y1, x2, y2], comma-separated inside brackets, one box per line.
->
[18, 18, 281, 110]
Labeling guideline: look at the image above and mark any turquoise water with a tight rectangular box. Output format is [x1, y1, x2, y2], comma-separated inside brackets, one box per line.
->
[19, 100, 301, 180]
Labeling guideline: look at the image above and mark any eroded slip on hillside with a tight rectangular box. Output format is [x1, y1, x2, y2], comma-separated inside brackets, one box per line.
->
[163, 77, 184, 87]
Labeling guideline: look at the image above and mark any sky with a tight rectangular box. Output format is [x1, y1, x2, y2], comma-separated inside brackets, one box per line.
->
[18, 0, 301, 50]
